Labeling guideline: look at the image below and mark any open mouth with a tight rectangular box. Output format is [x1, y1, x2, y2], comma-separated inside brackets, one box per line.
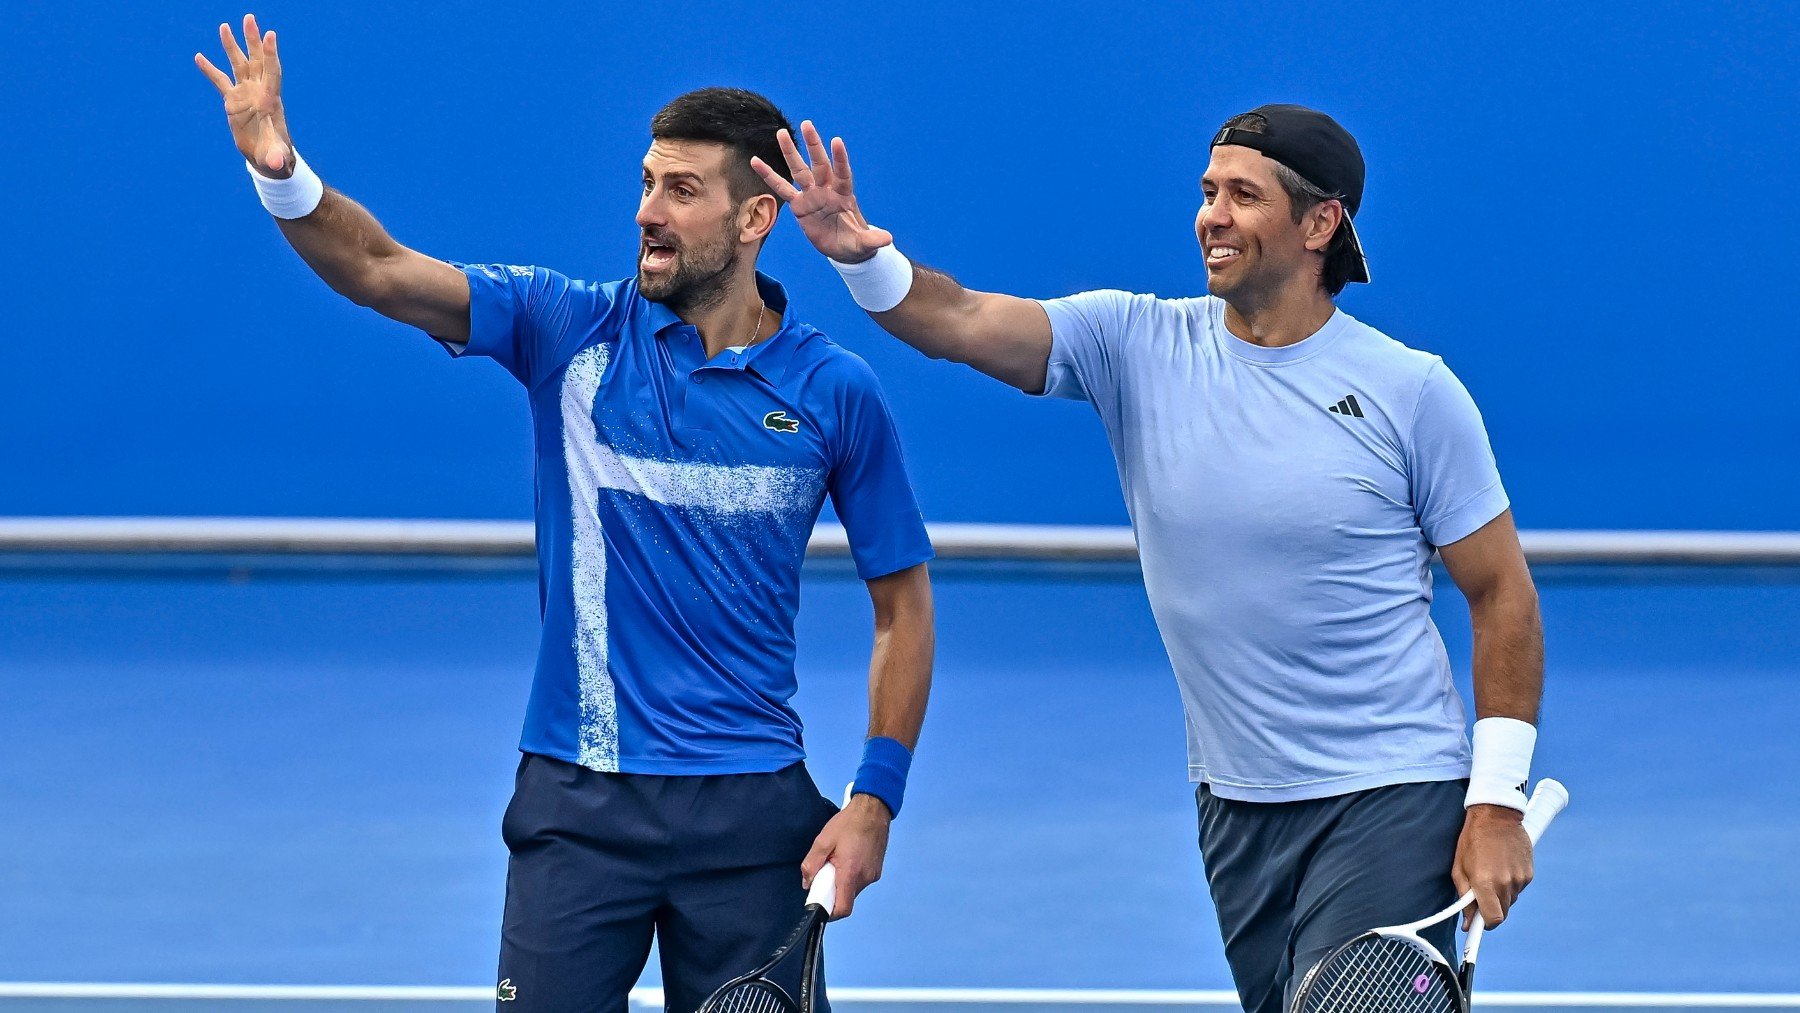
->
[641, 239, 677, 272]
[1206, 245, 1242, 266]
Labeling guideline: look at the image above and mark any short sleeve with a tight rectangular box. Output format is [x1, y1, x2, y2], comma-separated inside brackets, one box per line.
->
[1408, 361, 1511, 548]
[1032, 289, 1145, 405]
[825, 362, 935, 581]
[436, 264, 606, 388]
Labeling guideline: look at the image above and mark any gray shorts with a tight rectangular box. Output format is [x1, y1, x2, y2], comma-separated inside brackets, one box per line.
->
[1197, 779, 1466, 1013]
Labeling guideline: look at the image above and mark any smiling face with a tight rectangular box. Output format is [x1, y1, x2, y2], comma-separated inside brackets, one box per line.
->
[636, 139, 772, 313]
[1196, 144, 1341, 307]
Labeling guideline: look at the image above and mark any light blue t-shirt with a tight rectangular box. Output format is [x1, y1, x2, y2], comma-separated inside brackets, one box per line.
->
[1038, 291, 1509, 802]
[439, 267, 933, 775]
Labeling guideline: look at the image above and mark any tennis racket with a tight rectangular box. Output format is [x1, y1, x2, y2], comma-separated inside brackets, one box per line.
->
[693, 792, 848, 1013]
[1290, 778, 1570, 1013]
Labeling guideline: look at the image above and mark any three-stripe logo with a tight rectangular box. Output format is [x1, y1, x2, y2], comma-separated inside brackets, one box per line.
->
[1326, 394, 1366, 418]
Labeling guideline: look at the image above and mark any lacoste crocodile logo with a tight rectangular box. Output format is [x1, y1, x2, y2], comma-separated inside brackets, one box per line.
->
[763, 410, 800, 434]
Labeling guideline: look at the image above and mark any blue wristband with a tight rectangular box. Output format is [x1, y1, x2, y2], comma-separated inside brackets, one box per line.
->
[852, 736, 913, 818]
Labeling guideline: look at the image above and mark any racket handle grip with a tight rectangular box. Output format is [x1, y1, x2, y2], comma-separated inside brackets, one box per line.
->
[806, 861, 838, 916]
[1464, 911, 1487, 966]
[801, 786, 854, 917]
[1520, 778, 1570, 846]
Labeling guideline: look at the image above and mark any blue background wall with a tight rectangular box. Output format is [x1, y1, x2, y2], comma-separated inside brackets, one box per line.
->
[4, 1, 1796, 528]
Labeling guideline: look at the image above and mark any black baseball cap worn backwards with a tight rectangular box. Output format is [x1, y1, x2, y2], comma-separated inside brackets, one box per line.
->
[1211, 103, 1371, 284]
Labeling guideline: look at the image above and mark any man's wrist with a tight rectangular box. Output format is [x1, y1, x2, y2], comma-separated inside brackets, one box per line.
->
[1465, 716, 1537, 811]
[246, 149, 323, 219]
[847, 791, 896, 821]
[830, 245, 913, 312]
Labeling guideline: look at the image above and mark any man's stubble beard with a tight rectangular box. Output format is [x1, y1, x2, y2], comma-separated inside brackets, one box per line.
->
[1207, 254, 1291, 317]
[639, 220, 741, 316]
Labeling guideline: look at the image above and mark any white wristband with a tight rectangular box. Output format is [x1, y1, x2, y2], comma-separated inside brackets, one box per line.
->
[1466, 716, 1537, 811]
[830, 245, 913, 313]
[246, 150, 324, 219]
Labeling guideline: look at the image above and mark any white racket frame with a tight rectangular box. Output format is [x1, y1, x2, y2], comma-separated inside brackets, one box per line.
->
[1293, 779, 1570, 1013]
[1375, 779, 1569, 983]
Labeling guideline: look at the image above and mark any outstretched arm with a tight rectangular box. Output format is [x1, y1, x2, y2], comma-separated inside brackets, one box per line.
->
[196, 15, 469, 341]
[751, 123, 1054, 393]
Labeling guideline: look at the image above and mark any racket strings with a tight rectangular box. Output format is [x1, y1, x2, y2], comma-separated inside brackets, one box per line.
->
[705, 981, 798, 1013]
[1297, 936, 1460, 1013]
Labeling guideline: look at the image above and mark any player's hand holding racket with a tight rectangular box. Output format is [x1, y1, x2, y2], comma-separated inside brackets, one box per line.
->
[694, 787, 879, 1013]
[802, 791, 891, 921]
[1291, 779, 1570, 1013]
[693, 858, 840, 1013]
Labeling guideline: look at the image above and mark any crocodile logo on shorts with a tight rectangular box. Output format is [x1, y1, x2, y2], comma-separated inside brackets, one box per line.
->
[763, 410, 800, 434]
[497, 979, 518, 1002]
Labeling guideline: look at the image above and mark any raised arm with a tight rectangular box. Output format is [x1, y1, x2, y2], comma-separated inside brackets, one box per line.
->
[196, 16, 470, 341]
[751, 123, 1053, 393]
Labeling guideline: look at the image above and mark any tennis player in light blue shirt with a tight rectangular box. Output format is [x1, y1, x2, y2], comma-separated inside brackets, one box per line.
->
[759, 104, 1546, 1013]
[1038, 290, 1506, 798]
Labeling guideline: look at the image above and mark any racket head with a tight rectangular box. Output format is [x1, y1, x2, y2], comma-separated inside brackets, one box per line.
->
[697, 979, 800, 1013]
[1291, 930, 1466, 1013]
[695, 905, 828, 1013]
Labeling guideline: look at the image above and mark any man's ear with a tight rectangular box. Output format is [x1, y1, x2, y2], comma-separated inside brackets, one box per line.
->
[740, 193, 780, 245]
[1305, 200, 1345, 253]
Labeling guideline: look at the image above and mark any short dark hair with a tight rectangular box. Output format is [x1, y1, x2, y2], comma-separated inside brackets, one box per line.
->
[649, 87, 795, 203]
[1218, 112, 1360, 296]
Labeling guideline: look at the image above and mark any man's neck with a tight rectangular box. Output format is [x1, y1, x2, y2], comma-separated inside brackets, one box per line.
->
[682, 267, 772, 359]
[1221, 279, 1337, 349]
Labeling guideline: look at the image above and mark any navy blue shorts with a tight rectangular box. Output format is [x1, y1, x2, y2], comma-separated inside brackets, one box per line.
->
[497, 754, 840, 1013]
[1197, 780, 1465, 1013]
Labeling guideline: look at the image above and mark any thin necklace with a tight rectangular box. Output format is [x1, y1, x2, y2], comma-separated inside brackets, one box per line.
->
[743, 301, 766, 348]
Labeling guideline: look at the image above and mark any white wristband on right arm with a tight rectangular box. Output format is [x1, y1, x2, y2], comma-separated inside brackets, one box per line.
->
[830, 245, 914, 313]
[246, 150, 325, 220]
[1465, 716, 1537, 811]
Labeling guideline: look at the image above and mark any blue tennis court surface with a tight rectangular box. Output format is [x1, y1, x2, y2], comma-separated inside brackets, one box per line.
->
[4, 564, 1798, 1001]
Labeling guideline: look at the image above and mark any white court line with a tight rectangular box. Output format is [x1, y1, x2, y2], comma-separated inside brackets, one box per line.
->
[3, 984, 1800, 1006]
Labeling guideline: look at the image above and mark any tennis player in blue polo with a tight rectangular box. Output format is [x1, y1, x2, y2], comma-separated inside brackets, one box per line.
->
[199, 18, 935, 1013]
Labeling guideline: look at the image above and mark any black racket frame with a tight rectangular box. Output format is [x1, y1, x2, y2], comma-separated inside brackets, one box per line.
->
[695, 902, 830, 1013]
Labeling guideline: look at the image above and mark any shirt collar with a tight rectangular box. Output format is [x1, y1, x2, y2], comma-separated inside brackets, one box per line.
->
[643, 272, 810, 384]
[1210, 297, 1351, 366]
[644, 293, 683, 336]
[739, 273, 808, 384]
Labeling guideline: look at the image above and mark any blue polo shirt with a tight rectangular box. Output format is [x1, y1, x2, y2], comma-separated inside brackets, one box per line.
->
[440, 265, 933, 775]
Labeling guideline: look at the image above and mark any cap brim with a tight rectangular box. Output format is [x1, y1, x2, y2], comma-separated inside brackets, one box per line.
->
[1341, 216, 1371, 284]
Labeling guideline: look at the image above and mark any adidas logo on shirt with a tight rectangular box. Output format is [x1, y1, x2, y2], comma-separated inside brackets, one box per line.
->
[1326, 394, 1366, 418]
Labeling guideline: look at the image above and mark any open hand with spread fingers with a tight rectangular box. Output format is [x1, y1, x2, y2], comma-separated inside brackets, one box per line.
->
[195, 14, 296, 178]
[751, 121, 893, 265]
